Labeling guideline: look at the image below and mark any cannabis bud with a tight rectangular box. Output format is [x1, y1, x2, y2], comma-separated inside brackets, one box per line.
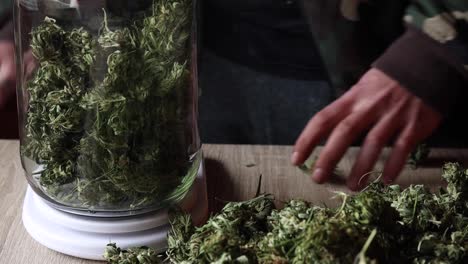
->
[162, 162, 468, 263]
[104, 243, 162, 264]
[408, 143, 431, 169]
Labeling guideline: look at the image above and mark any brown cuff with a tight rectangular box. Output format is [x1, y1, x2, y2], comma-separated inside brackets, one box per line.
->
[373, 26, 468, 116]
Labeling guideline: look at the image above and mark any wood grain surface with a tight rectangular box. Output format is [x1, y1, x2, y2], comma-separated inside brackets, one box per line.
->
[1, 140, 468, 263]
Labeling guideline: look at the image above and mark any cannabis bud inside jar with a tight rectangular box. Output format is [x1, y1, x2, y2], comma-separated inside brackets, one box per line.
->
[15, 0, 201, 216]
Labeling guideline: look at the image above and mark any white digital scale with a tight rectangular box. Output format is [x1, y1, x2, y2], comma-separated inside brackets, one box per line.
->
[22, 161, 208, 260]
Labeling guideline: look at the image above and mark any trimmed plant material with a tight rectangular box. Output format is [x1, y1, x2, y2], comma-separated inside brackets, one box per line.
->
[408, 144, 431, 169]
[104, 243, 163, 264]
[162, 162, 468, 264]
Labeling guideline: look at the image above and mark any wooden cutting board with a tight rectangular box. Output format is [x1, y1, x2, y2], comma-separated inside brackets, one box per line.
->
[203, 144, 468, 211]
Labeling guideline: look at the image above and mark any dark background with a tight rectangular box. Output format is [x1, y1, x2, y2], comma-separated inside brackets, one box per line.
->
[198, 0, 332, 145]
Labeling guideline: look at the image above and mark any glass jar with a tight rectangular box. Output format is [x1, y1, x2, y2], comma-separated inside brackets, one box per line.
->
[14, 0, 201, 216]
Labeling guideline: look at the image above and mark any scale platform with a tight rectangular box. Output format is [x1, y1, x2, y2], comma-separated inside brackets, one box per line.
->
[22, 160, 208, 260]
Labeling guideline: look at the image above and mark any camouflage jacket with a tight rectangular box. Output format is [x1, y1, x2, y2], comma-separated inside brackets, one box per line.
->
[301, 0, 468, 116]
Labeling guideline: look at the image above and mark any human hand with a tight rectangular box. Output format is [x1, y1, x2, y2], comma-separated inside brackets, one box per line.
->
[0, 40, 16, 110]
[291, 68, 442, 190]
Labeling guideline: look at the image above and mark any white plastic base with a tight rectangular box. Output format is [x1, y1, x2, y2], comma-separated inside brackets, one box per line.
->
[22, 161, 208, 261]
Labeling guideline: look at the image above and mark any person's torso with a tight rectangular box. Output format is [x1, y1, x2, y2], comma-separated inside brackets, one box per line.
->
[202, 0, 327, 81]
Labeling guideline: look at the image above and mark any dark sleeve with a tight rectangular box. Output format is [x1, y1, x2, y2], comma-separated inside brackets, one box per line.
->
[373, 1, 468, 116]
[0, 0, 13, 40]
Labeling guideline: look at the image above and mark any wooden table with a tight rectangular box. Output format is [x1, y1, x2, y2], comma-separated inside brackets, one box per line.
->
[1, 140, 467, 263]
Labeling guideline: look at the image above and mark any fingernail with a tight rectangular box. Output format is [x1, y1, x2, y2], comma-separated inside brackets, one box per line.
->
[312, 168, 326, 183]
[291, 152, 300, 165]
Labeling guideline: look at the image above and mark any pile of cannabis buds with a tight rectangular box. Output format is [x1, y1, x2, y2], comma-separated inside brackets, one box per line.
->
[104, 162, 468, 263]
[24, 0, 195, 209]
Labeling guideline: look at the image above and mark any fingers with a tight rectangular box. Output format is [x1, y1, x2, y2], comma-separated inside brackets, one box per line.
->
[292, 95, 352, 166]
[382, 122, 418, 184]
[382, 99, 442, 184]
[347, 98, 409, 190]
[312, 109, 376, 183]
[293, 67, 443, 189]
